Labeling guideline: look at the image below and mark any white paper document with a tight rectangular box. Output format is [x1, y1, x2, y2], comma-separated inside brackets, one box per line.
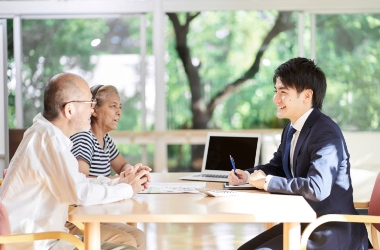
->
[140, 182, 207, 194]
[223, 183, 258, 190]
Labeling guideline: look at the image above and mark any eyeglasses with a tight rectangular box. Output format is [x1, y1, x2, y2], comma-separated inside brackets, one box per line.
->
[62, 99, 97, 108]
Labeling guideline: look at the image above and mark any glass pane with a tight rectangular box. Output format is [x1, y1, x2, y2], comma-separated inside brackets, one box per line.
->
[167, 144, 191, 171]
[165, 10, 298, 171]
[10, 16, 153, 131]
[117, 143, 154, 169]
[166, 11, 298, 132]
[316, 14, 380, 131]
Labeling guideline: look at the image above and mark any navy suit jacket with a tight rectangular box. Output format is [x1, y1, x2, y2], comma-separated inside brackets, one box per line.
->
[249, 109, 368, 249]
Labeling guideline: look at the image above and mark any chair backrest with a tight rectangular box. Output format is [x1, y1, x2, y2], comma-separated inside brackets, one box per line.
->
[9, 129, 27, 162]
[368, 172, 380, 232]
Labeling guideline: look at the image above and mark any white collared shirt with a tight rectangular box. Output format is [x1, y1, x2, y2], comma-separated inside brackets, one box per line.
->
[289, 108, 314, 176]
[0, 113, 132, 250]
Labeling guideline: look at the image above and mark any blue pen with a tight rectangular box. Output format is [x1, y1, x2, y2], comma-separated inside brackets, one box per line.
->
[229, 155, 238, 177]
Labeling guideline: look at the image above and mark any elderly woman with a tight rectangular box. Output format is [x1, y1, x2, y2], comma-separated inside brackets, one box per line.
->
[68, 85, 150, 250]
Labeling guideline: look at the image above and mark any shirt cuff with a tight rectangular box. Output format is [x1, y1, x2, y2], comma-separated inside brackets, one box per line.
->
[93, 176, 119, 186]
[92, 175, 112, 185]
[244, 171, 250, 183]
[110, 177, 121, 186]
[263, 175, 273, 191]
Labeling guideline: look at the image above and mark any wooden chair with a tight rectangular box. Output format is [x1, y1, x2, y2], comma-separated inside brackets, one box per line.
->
[0, 179, 84, 249]
[68, 205, 85, 233]
[300, 172, 380, 250]
[0, 232, 84, 250]
[9, 129, 27, 162]
[5, 129, 137, 231]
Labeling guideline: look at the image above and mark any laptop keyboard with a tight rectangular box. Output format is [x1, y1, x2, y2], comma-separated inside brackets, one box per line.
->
[194, 174, 228, 178]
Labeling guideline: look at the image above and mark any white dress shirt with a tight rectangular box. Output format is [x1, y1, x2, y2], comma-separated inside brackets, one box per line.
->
[0, 113, 133, 250]
[289, 108, 314, 176]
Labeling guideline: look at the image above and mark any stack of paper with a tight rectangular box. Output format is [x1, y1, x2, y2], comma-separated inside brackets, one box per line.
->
[140, 182, 207, 194]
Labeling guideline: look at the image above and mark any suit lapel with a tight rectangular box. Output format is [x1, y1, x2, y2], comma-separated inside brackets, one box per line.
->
[292, 109, 322, 173]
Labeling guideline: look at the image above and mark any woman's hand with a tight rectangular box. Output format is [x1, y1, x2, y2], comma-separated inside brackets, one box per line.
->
[119, 163, 152, 190]
[119, 168, 149, 195]
[132, 163, 152, 189]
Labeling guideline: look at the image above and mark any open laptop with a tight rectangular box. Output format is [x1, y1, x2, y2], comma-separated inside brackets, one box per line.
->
[179, 132, 261, 182]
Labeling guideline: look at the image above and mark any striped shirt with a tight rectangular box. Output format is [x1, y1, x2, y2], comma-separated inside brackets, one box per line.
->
[70, 130, 119, 177]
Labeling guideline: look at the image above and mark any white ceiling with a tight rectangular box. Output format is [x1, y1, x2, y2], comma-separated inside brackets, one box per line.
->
[0, 0, 379, 18]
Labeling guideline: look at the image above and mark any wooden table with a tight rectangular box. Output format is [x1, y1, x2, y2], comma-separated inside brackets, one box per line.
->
[68, 172, 316, 250]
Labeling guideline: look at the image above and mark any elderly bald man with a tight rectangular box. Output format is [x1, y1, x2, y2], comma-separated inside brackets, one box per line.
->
[0, 73, 147, 250]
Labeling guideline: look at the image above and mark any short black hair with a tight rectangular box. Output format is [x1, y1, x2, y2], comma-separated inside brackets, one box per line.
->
[273, 57, 326, 110]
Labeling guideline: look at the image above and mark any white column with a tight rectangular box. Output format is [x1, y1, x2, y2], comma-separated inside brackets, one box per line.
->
[310, 13, 316, 62]
[298, 12, 304, 58]
[140, 14, 148, 165]
[13, 16, 23, 128]
[0, 19, 9, 177]
[153, 0, 167, 172]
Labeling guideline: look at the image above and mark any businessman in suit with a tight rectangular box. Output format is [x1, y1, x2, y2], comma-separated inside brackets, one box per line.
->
[228, 57, 368, 250]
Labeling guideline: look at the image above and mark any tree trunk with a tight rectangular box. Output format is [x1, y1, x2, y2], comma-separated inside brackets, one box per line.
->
[167, 12, 295, 170]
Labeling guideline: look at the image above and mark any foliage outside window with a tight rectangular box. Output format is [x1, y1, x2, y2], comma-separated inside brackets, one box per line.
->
[316, 14, 380, 131]
[6, 12, 380, 171]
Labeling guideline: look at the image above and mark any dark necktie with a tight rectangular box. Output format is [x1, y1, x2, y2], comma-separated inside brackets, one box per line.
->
[283, 126, 297, 179]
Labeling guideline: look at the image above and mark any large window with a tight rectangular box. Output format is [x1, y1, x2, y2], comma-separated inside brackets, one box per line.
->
[166, 11, 298, 131]
[6, 10, 380, 172]
[165, 11, 298, 171]
[14, 17, 150, 129]
[316, 14, 380, 131]
[7, 16, 157, 168]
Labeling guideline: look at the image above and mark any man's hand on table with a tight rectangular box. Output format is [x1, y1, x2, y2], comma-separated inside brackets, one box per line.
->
[249, 170, 266, 189]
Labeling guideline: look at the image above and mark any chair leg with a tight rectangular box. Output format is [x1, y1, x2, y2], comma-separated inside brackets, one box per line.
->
[265, 223, 275, 230]
[371, 224, 379, 250]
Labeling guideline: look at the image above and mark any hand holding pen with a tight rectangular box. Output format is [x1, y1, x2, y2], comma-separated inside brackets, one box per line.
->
[228, 155, 247, 185]
[229, 155, 238, 177]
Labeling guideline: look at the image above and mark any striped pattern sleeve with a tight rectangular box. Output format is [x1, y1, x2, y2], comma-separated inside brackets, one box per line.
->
[70, 131, 94, 165]
[104, 133, 119, 161]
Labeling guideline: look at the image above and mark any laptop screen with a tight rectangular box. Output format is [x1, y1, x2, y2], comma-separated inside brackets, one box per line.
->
[204, 134, 260, 172]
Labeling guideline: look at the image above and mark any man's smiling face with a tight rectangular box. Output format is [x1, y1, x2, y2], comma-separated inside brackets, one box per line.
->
[273, 78, 311, 124]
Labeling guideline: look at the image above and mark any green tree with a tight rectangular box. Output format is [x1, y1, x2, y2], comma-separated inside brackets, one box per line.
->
[7, 17, 150, 167]
[20, 19, 109, 127]
[7, 17, 143, 128]
[316, 14, 380, 131]
[167, 11, 295, 130]
[166, 11, 296, 169]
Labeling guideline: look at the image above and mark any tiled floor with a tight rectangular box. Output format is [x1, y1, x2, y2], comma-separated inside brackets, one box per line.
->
[138, 222, 265, 250]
